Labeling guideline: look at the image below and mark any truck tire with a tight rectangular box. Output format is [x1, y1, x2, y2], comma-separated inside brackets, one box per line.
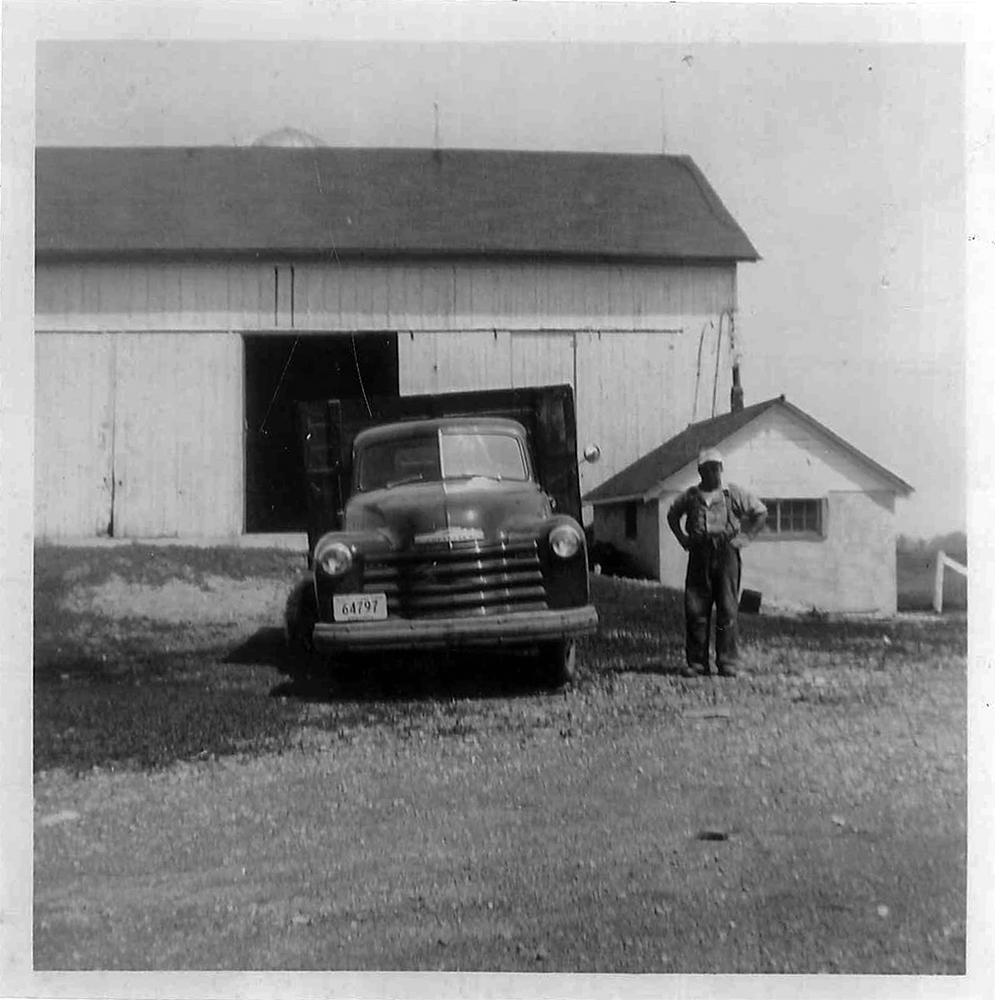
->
[284, 578, 319, 679]
[540, 638, 577, 689]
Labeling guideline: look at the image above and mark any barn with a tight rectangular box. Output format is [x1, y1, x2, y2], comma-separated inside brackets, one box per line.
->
[584, 394, 914, 614]
[34, 143, 759, 541]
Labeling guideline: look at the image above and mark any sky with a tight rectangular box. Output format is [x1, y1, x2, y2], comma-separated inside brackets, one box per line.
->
[33, 26, 967, 539]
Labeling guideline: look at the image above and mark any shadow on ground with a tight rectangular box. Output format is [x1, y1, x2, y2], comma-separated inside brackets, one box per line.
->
[227, 627, 568, 703]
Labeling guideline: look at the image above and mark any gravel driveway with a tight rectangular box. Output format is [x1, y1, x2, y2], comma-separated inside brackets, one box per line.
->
[32, 546, 967, 974]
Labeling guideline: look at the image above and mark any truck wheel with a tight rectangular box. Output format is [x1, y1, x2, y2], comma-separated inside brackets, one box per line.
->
[540, 638, 577, 689]
[284, 578, 319, 679]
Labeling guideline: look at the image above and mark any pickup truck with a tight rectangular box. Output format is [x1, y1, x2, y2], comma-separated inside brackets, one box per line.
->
[285, 384, 599, 687]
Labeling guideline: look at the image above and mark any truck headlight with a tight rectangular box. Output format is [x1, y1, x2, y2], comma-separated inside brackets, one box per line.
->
[549, 523, 583, 560]
[316, 540, 353, 577]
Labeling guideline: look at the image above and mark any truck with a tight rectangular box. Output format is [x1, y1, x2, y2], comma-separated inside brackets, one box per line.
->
[284, 384, 599, 687]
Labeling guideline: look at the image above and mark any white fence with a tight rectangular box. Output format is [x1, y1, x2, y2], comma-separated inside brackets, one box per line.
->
[933, 550, 968, 613]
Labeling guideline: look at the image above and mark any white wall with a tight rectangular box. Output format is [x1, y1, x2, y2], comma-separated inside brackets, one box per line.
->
[649, 405, 894, 500]
[35, 331, 244, 539]
[35, 258, 739, 537]
[35, 333, 115, 537]
[742, 491, 897, 613]
[36, 260, 735, 333]
[402, 328, 729, 507]
[655, 490, 897, 613]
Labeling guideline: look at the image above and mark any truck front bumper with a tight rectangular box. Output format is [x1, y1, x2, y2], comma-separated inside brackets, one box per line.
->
[312, 605, 598, 652]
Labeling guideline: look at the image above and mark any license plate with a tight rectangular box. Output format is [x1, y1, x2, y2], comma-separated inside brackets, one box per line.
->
[332, 593, 388, 622]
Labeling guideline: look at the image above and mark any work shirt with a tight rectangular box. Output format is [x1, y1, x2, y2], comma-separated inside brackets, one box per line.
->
[668, 482, 767, 548]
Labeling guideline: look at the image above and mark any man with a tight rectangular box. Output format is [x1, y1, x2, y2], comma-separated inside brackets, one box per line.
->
[667, 448, 767, 678]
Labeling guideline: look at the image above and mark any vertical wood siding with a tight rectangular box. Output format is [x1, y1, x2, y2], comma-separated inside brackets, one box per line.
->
[35, 259, 739, 537]
[574, 330, 704, 499]
[398, 330, 512, 395]
[35, 333, 115, 538]
[112, 333, 244, 537]
[35, 331, 243, 538]
[36, 261, 735, 332]
[401, 326, 728, 502]
[36, 264, 278, 331]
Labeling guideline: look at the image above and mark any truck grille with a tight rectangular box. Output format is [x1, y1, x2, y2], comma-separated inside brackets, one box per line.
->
[362, 540, 548, 619]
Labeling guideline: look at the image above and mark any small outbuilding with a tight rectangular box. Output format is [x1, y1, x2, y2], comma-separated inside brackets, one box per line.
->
[584, 395, 913, 614]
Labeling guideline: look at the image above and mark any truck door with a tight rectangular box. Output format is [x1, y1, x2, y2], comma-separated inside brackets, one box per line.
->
[533, 386, 581, 523]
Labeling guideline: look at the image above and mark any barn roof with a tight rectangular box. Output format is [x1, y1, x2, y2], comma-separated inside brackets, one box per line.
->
[583, 395, 913, 504]
[35, 146, 760, 263]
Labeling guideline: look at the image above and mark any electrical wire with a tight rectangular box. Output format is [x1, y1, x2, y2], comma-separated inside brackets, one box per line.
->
[351, 331, 373, 418]
[259, 335, 300, 437]
[711, 311, 725, 418]
[692, 319, 711, 424]
[314, 153, 373, 418]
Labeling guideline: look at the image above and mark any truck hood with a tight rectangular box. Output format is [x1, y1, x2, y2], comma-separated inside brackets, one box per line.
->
[344, 479, 552, 548]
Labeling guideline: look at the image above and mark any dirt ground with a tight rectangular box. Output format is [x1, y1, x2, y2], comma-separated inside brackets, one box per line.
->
[32, 546, 968, 974]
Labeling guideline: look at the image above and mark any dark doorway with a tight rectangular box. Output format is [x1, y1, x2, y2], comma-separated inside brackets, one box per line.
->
[244, 333, 398, 532]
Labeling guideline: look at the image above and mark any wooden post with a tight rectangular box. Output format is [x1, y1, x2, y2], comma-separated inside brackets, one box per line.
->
[934, 550, 968, 613]
[933, 549, 945, 614]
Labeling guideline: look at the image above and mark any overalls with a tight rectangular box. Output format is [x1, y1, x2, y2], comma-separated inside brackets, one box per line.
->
[684, 487, 741, 672]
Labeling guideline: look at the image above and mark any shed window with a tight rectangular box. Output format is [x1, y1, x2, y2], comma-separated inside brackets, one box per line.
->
[624, 502, 639, 540]
[760, 498, 825, 538]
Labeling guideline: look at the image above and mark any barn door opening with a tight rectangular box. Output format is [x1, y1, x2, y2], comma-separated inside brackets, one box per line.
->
[244, 333, 398, 533]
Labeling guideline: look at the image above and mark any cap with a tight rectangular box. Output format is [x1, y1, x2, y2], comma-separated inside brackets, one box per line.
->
[697, 447, 723, 467]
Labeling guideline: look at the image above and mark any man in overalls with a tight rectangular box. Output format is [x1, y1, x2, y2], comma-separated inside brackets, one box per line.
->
[666, 449, 767, 677]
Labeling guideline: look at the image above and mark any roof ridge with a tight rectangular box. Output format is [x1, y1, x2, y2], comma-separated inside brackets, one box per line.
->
[35, 144, 705, 159]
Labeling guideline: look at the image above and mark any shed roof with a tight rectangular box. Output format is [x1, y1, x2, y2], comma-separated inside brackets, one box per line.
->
[35, 146, 760, 263]
[583, 395, 913, 504]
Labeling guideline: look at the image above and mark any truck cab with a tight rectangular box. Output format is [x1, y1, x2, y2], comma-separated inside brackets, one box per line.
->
[286, 385, 598, 686]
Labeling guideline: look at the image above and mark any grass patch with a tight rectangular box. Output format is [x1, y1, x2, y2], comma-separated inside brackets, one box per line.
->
[586, 574, 966, 663]
[35, 543, 306, 590]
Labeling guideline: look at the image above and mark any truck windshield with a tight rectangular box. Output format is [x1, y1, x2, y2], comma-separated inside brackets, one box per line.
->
[356, 431, 529, 491]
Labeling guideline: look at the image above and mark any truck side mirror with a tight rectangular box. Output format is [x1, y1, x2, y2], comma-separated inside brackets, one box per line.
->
[582, 444, 601, 465]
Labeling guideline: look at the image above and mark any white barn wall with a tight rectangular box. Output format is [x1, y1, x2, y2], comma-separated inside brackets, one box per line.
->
[397, 330, 514, 395]
[404, 327, 729, 504]
[36, 261, 735, 333]
[36, 259, 737, 537]
[35, 333, 115, 537]
[112, 333, 244, 537]
[291, 261, 734, 333]
[35, 331, 244, 539]
[36, 263, 279, 331]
